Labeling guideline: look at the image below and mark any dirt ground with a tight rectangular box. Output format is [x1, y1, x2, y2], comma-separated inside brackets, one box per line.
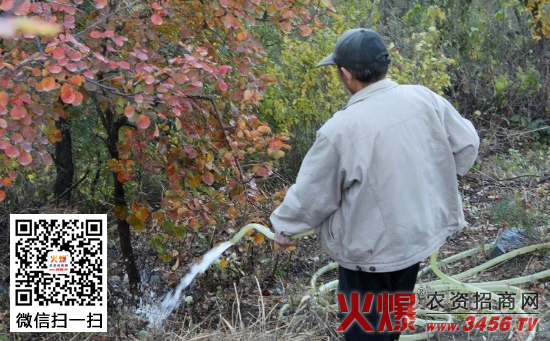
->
[1, 154, 549, 341]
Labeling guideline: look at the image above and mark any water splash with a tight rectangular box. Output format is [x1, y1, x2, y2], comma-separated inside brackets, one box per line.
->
[144, 241, 233, 328]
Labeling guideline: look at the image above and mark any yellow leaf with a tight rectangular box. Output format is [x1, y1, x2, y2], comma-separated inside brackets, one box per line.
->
[243, 89, 254, 101]
[220, 258, 227, 269]
[257, 125, 271, 134]
[114, 205, 129, 220]
[273, 150, 285, 159]
[153, 211, 165, 223]
[253, 233, 265, 244]
[236, 30, 248, 41]
[171, 258, 179, 271]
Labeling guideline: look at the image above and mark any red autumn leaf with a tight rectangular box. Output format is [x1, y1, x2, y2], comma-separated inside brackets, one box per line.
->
[67, 50, 82, 61]
[218, 65, 230, 75]
[13, 0, 30, 15]
[202, 171, 215, 185]
[41, 77, 56, 91]
[124, 106, 135, 117]
[151, 14, 163, 25]
[93, 52, 108, 63]
[18, 152, 32, 165]
[144, 75, 155, 85]
[60, 84, 75, 104]
[52, 47, 65, 60]
[221, 14, 234, 29]
[217, 79, 228, 92]
[94, 0, 107, 9]
[220, 0, 229, 8]
[117, 171, 132, 183]
[65, 63, 77, 72]
[255, 166, 268, 177]
[136, 115, 151, 129]
[43, 153, 53, 165]
[0, 92, 8, 106]
[5, 144, 20, 158]
[72, 91, 83, 106]
[11, 133, 23, 143]
[118, 61, 130, 70]
[90, 30, 102, 38]
[47, 65, 63, 74]
[299, 25, 313, 37]
[236, 30, 248, 41]
[112, 35, 127, 46]
[0, 190, 5, 202]
[134, 48, 148, 61]
[172, 73, 187, 84]
[0, 0, 14, 11]
[184, 145, 198, 158]
[69, 75, 84, 86]
[20, 141, 31, 152]
[280, 21, 292, 31]
[10, 106, 27, 119]
[62, 5, 76, 15]
[268, 138, 282, 149]
[153, 124, 159, 137]
[0, 119, 7, 129]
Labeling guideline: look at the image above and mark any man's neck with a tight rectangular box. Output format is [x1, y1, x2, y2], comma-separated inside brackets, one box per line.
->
[349, 76, 386, 94]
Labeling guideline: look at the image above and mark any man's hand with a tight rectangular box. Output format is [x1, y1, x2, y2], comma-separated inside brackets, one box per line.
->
[274, 231, 297, 251]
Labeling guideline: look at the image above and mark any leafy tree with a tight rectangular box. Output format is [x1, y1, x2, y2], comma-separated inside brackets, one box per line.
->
[520, 0, 550, 40]
[0, 0, 323, 295]
[259, 0, 455, 175]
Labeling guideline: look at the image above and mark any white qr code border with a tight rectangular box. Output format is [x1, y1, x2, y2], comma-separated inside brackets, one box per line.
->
[10, 214, 107, 333]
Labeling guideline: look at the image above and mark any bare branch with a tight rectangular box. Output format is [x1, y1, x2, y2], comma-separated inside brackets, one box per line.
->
[53, 168, 90, 202]
[74, 0, 141, 38]
[85, 78, 142, 99]
[186, 95, 251, 201]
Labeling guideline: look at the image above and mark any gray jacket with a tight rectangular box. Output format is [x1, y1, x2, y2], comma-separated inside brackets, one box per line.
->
[270, 78, 480, 272]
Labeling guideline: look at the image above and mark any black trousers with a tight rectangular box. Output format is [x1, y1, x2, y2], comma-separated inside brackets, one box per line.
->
[337, 262, 420, 341]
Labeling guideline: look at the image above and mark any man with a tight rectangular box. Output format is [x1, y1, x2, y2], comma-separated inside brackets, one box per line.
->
[270, 28, 480, 340]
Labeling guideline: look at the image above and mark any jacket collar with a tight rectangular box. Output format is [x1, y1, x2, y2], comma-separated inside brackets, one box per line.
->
[345, 78, 399, 109]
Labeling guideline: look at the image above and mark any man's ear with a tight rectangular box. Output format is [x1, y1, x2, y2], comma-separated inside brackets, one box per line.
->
[340, 67, 353, 83]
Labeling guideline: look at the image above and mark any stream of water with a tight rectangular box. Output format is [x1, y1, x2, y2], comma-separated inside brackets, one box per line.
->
[144, 241, 233, 328]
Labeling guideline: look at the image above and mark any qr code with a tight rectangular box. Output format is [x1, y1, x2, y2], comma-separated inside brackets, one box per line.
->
[10, 214, 107, 332]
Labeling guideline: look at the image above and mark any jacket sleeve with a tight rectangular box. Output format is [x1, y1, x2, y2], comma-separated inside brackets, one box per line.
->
[440, 97, 480, 176]
[270, 132, 342, 236]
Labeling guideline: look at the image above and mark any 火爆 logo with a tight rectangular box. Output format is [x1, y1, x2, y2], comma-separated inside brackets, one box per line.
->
[46, 251, 71, 273]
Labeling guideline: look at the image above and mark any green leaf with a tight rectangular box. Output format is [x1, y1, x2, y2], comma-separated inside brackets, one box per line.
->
[494, 75, 508, 94]
[151, 235, 165, 254]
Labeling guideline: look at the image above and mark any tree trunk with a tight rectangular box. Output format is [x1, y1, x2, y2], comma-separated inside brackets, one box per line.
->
[53, 117, 74, 202]
[105, 109, 141, 297]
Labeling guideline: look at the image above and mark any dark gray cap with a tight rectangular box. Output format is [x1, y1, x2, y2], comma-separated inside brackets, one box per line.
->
[316, 28, 390, 69]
